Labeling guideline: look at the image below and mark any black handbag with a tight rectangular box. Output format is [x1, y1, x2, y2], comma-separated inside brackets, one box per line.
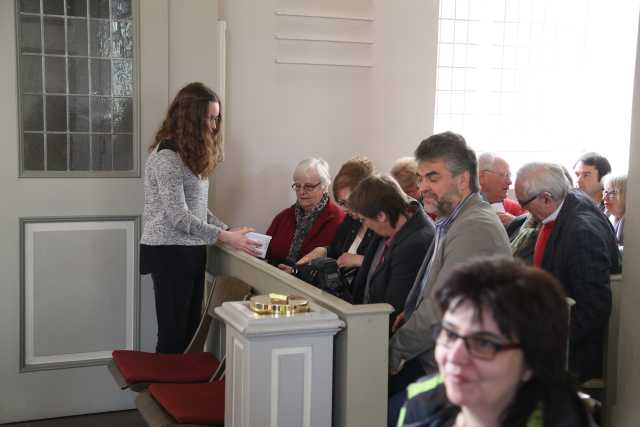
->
[292, 257, 352, 302]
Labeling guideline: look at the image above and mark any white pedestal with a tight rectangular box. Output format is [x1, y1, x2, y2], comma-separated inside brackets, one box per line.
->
[215, 301, 344, 427]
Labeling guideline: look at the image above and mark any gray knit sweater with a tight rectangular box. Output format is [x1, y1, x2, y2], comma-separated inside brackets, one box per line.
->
[140, 145, 227, 246]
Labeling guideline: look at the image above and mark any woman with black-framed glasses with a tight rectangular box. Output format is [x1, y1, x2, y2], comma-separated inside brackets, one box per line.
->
[396, 256, 592, 427]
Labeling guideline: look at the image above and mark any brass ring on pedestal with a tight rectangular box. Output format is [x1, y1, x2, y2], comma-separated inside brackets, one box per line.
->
[249, 294, 310, 315]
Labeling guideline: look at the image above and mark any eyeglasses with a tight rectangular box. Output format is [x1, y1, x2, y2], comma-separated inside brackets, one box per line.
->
[205, 115, 221, 125]
[604, 190, 619, 200]
[432, 323, 521, 360]
[482, 170, 511, 180]
[518, 192, 540, 208]
[292, 182, 322, 193]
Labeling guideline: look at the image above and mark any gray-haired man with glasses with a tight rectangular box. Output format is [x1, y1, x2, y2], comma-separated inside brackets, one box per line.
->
[514, 162, 619, 382]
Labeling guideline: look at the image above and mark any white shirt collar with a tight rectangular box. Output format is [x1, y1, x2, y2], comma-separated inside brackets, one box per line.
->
[542, 199, 565, 224]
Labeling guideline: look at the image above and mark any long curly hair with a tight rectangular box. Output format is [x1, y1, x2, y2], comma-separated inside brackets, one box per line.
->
[151, 82, 223, 177]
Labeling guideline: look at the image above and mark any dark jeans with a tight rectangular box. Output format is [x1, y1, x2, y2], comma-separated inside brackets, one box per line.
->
[151, 271, 204, 354]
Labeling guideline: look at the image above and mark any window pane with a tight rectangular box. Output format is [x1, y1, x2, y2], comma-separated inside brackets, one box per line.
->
[112, 0, 132, 19]
[113, 134, 132, 170]
[45, 95, 67, 131]
[89, 0, 109, 18]
[69, 58, 89, 93]
[20, 15, 41, 53]
[69, 96, 89, 131]
[43, 0, 64, 15]
[20, 0, 40, 13]
[22, 95, 43, 131]
[17, 0, 136, 177]
[23, 133, 44, 170]
[92, 134, 112, 170]
[112, 59, 132, 96]
[90, 59, 111, 95]
[113, 97, 132, 132]
[67, 0, 88, 17]
[70, 134, 90, 170]
[111, 21, 133, 58]
[43, 17, 65, 55]
[91, 96, 111, 131]
[90, 19, 111, 57]
[67, 18, 88, 56]
[46, 133, 67, 170]
[21, 55, 42, 93]
[45, 56, 66, 93]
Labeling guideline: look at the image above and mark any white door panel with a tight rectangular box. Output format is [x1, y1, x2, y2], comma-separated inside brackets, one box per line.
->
[0, 0, 168, 422]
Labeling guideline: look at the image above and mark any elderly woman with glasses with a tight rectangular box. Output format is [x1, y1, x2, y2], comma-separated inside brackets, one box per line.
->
[297, 156, 376, 280]
[266, 158, 345, 267]
[396, 256, 592, 427]
[603, 174, 626, 246]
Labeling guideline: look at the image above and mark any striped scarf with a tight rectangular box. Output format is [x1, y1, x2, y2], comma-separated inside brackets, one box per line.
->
[287, 192, 329, 262]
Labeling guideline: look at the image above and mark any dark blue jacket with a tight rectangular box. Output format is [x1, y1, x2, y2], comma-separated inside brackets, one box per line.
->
[541, 190, 620, 381]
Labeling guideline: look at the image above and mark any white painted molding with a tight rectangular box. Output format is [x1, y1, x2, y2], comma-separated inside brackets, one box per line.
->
[217, 20, 227, 142]
[230, 336, 245, 427]
[23, 219, 136, 367]
[275, 10, 374, 22]
[270, 347, 312, 427]
[216, 301, 344, 338]
[275, 35, 374, 45]
[274, 59, 372, 68]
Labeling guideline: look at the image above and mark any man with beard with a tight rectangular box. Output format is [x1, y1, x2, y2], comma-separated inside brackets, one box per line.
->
[387, 131, 511, 396]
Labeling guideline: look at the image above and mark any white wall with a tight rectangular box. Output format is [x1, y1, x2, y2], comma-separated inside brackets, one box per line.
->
[212, 0, 439, 232]
[612, 12, 640, 426]
[139, 0, 220, 352]
[168, 0, 220, 98]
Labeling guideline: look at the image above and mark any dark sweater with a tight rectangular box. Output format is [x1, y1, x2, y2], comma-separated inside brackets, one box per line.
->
[352, 206, 435, 329]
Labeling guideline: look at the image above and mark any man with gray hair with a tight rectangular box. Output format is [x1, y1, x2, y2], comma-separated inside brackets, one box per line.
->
[515, 162, 619, 382]
[388, 132, 511, 396]
[477, 152, 526, 225]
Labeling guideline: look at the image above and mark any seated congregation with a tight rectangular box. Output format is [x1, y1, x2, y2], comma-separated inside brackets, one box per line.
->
[126, 125, 621, 427]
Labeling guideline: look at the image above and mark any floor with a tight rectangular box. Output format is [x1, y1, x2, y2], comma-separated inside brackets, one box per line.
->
[3, 410, 147, 427]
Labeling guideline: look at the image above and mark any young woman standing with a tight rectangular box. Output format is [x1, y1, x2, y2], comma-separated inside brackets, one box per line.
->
[140, 82, 259, 353]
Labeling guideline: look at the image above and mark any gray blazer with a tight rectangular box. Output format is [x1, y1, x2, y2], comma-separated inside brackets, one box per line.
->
[389, 193, 511, 371]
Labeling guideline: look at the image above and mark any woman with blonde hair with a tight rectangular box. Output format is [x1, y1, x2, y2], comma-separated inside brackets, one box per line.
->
[603, 174, 627, 245]
[140, 82, 259, 353]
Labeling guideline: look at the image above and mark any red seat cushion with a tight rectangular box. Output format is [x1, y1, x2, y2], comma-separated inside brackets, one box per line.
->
[149, 381, 225, 424]
[112, 350, 219, 384]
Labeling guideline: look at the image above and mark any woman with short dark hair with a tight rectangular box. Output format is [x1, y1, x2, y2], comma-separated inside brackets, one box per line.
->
[348, 174, 435, 327]
[397, 256, 592, 427]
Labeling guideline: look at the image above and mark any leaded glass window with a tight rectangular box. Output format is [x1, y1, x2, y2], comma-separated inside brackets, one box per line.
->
[17, 0, 137, 176]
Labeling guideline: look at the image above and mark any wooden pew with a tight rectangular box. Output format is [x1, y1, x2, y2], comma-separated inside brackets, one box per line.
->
[580, 273, 622, 427]
[604, 273, 622, 427]
[206, 244, 393, 427]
